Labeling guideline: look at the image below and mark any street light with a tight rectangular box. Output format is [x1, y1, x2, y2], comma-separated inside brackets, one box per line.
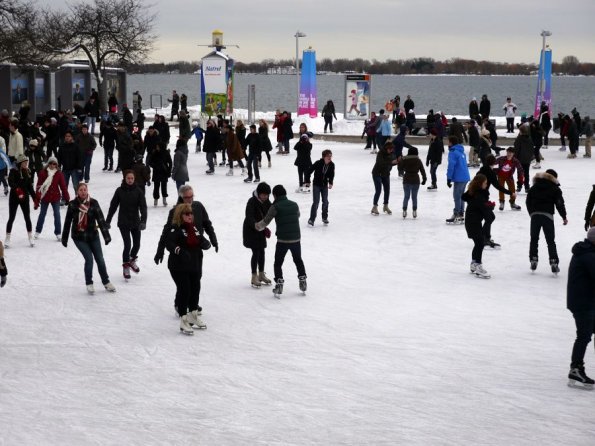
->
[295, 30, 306, 114]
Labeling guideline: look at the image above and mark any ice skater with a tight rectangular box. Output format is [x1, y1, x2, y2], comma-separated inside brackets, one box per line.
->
[307, 149, 335, 226]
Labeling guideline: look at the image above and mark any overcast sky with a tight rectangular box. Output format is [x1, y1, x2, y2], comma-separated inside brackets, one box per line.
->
[42, 0, 594, 64]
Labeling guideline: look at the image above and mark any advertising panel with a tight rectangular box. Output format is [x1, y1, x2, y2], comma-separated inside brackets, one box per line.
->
[201, 56, 228, 115]
[11, 74, 29, 104]
[298, 49, 317, 117]
[344, 74, 371, 120]
[534, 49, 552, 118]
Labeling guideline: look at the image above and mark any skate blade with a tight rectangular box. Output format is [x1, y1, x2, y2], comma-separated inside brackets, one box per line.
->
[251, 284, 261, 289]
[273, 293, 281, 299]
[180, 329, 194, 336]
[191, 324, 207, 330]
[474, 273, 491, 279]
[567, 380, 594, 390]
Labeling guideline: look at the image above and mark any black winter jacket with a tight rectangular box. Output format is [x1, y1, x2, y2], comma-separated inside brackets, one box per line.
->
[8, 167, 35, 200]
[426, 138, 444, 165]
[243, 191, 272, 249]
[106, 182, 147, 229]
[148, 148, 172, 181]
[293, 140, 312, 168]
[58, 142, 82, 171]
[567, 240, 595, 312]
[526, 173, 567, 219]
[462, 189, 494, 239]
[166, 224, 203, 272]
[307, 159, 335, 188]
[62, 198, 111, 245]
[202, 126, 221, 153]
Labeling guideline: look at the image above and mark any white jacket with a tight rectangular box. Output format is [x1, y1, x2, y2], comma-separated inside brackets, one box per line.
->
[8, 130, 23, 159]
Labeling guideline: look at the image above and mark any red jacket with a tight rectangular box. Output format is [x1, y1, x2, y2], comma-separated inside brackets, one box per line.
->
[35, 168, 70, 205]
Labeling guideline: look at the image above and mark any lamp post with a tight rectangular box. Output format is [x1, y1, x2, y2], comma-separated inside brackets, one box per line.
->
[295, 30, 306, 114]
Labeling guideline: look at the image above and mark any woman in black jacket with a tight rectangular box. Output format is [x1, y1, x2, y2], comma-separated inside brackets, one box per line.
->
[478, 155, 513, 248]
[106, 171, 148, 280]
[371, 142, 398, 215]
[166, 203, 207, 335]
[5, 154, 36, 248]
[243, 182, 272, 288]
[462, 173, 493, 278]
[148, 142, 172, 206]
[62, 182, 115, 294]
[203, 119, 220, 174]
[425, 129, 444, 190]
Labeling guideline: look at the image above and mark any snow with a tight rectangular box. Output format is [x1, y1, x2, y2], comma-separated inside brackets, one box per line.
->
[1, 124, 594, 445]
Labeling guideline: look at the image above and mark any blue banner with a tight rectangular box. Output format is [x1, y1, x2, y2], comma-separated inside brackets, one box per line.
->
[298, 50, 317, 117]
[534, 49, 552, 118]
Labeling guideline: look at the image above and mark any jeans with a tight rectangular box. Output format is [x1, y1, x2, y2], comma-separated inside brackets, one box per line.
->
[103, 146, 114, 169]
[119, 227, 141, 262]
[529, 214, 558, 262]
[453, 181, 467, 214]
[73, 237, 109, 285]
[570, 310, 595, 366]
[63, 170, 81, 194]
[273, 241, 306, 281]
[85, 116, 96, 135]
[206, 152, 216, 171]
[35, 201, 61, 235]
[373, 175, 390, 206]
[429, 163, 438, 185]
[309, 185, 329, 222]
[402, 183, 420, 210]
[83, 153, 93, 182]
[175, 179, 185, 191]
[246, 152, 260, 180]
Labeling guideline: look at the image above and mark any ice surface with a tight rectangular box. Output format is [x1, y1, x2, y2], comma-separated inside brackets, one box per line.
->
[1, 124, 593, 445]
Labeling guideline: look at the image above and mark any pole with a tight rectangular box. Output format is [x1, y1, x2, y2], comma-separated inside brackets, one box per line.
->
[294, 31, 306, 115]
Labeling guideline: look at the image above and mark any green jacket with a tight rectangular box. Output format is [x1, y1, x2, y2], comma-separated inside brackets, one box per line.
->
[256, 195, 301, 242]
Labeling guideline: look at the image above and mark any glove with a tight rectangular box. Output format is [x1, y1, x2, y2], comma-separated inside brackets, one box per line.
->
[154, 251, 164, 264]
[264, 227, 271, 239]
[447, 180, 452, 188]
[139, 222, 146, 231]
[487, 201, 496, 208]
[61, 238, 68, 248]
[213, 244, 219, 253]
[585, 220, 590, 231]
[421, 179, 426, 185]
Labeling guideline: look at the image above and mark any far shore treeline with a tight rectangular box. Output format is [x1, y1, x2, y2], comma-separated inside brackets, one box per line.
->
[126, 56, 595, 76]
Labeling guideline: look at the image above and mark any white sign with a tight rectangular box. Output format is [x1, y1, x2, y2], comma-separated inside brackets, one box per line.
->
[202, 57, 227, 94]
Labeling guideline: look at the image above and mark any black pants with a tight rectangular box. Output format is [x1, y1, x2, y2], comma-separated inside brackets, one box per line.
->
[506, 118, 514, 132]
[170, 268, 201, 316]
[104, 146, 114, 169]
[520, 163, 531, 190]
[571, 310, 595, 366]
[365, 135, 377, 149]
[250, 247, 265, 274]
[47, 143, 58, 159]
[6, 194, 32, 233]
[246, 152, 260, 180]
[153, 179, 168, 200]
[471, 234, 485, 263]
[482, 209, 496, 241]
[543, 128, 550, 146]
[324, 116, 333, 132]
[274, 241, 306, 281]
[533, 144, 542, 164]
[119, 227, 141, 263]
[569, 137, 579, 155]
[297, 166, 311, 187]
[529, 214, 558, 262]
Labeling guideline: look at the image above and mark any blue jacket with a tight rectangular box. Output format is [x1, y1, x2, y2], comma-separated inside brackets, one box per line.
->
[446, 144, 470, 182]
[379, 119, 392, 137]
[190, 127, 204, 141]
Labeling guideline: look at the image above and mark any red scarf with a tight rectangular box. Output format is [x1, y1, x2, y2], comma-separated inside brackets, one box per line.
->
[184, 222, 199, 248]
[77, 197, 90, 232]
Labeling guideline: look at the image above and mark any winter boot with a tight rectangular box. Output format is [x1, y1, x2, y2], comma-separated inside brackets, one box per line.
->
[550, 259, 560, 274]
[371, 205, 379, 216]
[129, 257, 140, 273]
[568, 364, 595, 389]
[251, 273, 261, 288]
[162, 197, 168, 206]
[383, 204, 392, 215]
[499, 201, 505, 211]
[179, 314, 194, 335]
[298, 275, 307, 292]
[27, 232, 35, 247]
[530, 257, 538, 271]
[273, 278, 284, 298]
[123, 263, 131, 280]
[510, 201, 522, 211]
[258, 271, 272, 285]
[186, 310, 206, 329]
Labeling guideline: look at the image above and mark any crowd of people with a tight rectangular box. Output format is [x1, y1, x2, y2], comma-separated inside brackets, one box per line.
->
[0, 89, 594, 388]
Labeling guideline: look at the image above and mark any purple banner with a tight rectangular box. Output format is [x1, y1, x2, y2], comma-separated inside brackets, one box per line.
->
[298, 50, 317, 117]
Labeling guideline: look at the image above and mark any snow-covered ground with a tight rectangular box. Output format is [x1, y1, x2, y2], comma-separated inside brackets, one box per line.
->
[1, 124, 594, 445]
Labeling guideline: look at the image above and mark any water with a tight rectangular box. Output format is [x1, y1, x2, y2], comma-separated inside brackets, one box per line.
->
[128, 73, 595, 117]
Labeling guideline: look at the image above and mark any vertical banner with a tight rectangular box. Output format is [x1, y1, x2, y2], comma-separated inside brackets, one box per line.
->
[534, 48, 552, 118]
[225, 59, 234, 115]
[298, 49, 317, 117]
[344, 74, 371, 120]
[201, 55, 228, 116]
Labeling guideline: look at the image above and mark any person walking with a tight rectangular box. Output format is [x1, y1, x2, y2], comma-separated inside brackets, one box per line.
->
[307, 149, 335, 226]
[566, 227, 595, 389]
[255, 185, 307, 297]
[34, 156, 70, 241]
[61, 182, 116, 294]
[321, 100, 337, 134]
[526, 169, 568, 273]
[462, 173, 493, 278]
[446, 135, 471, 223]
[243, 182, 273, 288]
[105, 170, 148, 280]
[399, 147, 427, 218]
[5, 154, 36, 247]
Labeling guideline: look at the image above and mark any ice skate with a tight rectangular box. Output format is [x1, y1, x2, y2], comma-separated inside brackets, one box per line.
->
[559, 146, 566, 151]
[268, 161, 272, 168]
[129, 257, 140, 273]
[499, 201, 505, 211]
[251, 273, 261, 288]
[154, 199, 158, 207]
[244, 177, 253, 183]
[473, 263, 491, 279]
[104, 282, 116, 292]
[533, 162, 541, 169]
[322, 217, 329, 225]
[445, 213, 457, 224]
[371, 205, 379, 216]
[402, 209, 407, 218]
[258, 271, 272, 285]
[86, 284, 95, 294]
[412, 210, 417, 219]
[484, 238, 501, 249]
[568, 366, 594, 390]
[307, 219, 314, 227]
[226, 169, 233, 176]
[162, 197, 167, 206]
[530, 257, 538, 271]
[427, 184, 437, 191]
[298, 275, 307, 293]
[253, 178, 260, 183]
[205, 169, 214, 175]
[55, 234, 61, 242]
[179, 314, 194, 335]
[241, 167, 247, 176]
[470, 262, 478, 274]
[186, 310, 207, 329]
[122, 263, 131, 280]
[550, 259, 560, 275]
[510, 202, 521, 211]
[272, 278, 284, 298]
[383, 204, 392, 215]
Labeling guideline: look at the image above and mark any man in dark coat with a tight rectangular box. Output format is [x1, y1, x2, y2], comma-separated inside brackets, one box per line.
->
[479, 94, 491, 118]
[57, 131, 82, 194]
[566, 227, 595, 388]
[168, 90, 180, 121]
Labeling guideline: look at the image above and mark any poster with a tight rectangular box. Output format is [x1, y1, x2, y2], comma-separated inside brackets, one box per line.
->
[35, 77, 45, 100]
[201, 55, 228, 115]
[225, 60, 234, 115]
[11, 75, 29, 104]
[534, 48, 552, 118]
[344, 74, 371, 120]
[298, 49, 317, 117]
[72, 77, 85, 102]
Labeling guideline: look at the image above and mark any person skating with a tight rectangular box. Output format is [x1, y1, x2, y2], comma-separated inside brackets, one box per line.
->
[526, 169, 568, 273]
[5, 154, 36, 247]
[371, 142, 399, 216]
[105, 171, 148, 280]
[148, 142, 172, 206]
[462, 174, 493, 278]
[154, 185, 218, 317]
[293, 134, 312, 193]
[399, 147, 426, 218]
[61, 182, 115, 294]
[244, 124, 261, 183]
[495, 148, 524, 211]
[425, 129, 444, 190]
[566, 227, 595, 389]
[0, 241, 7, 287]
[445, 135, 471, 223]
[584, 185, 595, 231]
[255, 185, 307, 297]
[307, 149, 335, 226]
[321, 100, 337, 133]
[503, 97, 517, 133]
[34, 157, 70, 241]
[514, 125, 534, 192]
[243, 182, 272, 288]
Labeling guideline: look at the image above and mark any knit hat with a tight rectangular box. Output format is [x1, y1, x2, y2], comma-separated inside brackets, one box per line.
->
[272, 184, 286, 198]
[50, 117, 57, 124]
[29, 139, 39, 147]
[47, 156, 59, 165]
[15, 154, 28, 165]
[587, 227, 595, 244]
[545, 169, 558, 178]
[256, 182, 271, 195]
